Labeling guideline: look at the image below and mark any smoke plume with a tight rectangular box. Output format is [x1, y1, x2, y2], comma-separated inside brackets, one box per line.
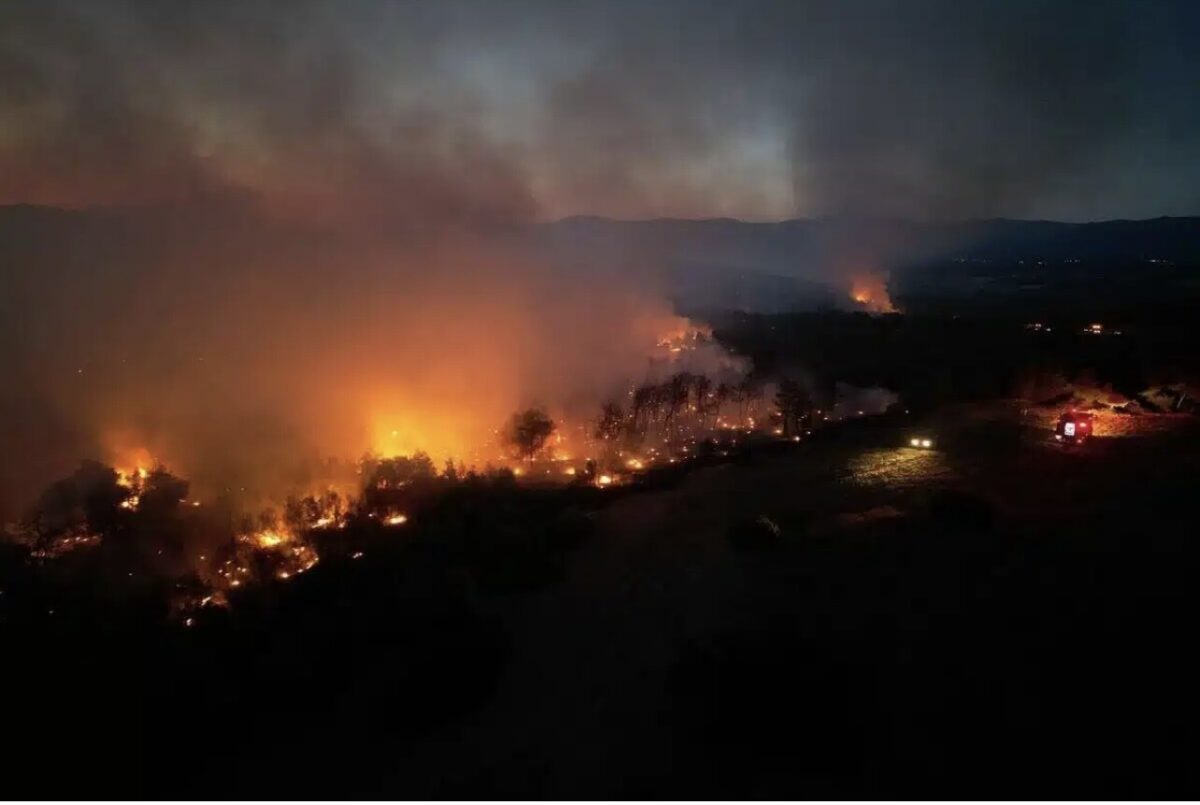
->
[3, 0, 1199, 515]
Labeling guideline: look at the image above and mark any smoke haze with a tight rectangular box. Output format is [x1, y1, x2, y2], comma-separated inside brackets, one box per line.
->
[0, 204, 707, 518]
[3, 0, 1199, 514]
[3, 1, 1198, 221]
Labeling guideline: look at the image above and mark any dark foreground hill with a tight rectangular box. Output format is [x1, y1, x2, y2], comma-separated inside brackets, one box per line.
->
[3, 408, 1199, 797]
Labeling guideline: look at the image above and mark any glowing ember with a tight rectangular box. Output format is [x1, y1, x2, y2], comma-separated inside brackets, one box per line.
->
[384, 513, 408, 526]
[27, 528, 101, 559]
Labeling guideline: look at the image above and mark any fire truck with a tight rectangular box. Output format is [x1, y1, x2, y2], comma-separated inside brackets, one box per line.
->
[1054, 410, 1094, 445]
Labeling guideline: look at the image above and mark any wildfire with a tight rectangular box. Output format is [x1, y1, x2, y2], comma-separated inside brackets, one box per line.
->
[655, 323, 711, 355]
[276, 543, 319, 579]
[115, 466, 150, 510]
[232, 525, 320, 582]
[849, 275, 896, 313]
[250, 529, 289, 549]
[24, 313, 783, 627]
[28, 527, 101, 559]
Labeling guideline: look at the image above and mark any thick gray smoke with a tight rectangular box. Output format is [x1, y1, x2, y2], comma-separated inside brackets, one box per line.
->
[3, 1, 1197, 220]
[785, 0, 1200, 220]
[2, 0, 1199, 518]
[0, 204, 698, 521]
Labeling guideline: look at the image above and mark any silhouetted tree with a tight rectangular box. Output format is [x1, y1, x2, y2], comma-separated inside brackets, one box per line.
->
[634, 383, 667, 428]
[506, 407, 556, 462]
[138, 465, 189, 516]
[693, 375, 718, 426]
[595, 401, 626, 442]
[775, 378, 813, 437]
[283, 489, 344, 532]
[739, 376, 765, 421]
[715, 381, 734, 425]
[365, 452, 436, 489]
[631, 385, 654, 429]
[730, 381, 748, 420]
[25, 460, 126, 544]
[665, 373, 693, 431]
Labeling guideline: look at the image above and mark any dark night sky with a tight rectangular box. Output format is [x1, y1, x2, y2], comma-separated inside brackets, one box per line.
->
[2, 0, 1199, 223]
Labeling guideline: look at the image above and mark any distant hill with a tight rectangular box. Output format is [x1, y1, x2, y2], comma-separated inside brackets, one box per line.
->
[7, 204, 1197, 266]
[6, 204, 1200, 315]
[543, 213, 1200, 265]
[538, 214, 1200, 313]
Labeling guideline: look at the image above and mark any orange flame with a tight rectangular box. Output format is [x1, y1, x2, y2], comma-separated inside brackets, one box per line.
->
[849, 275, 896, 313]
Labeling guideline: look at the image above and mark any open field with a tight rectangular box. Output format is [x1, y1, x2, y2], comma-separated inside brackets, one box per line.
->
[376, 408, 1200, 797]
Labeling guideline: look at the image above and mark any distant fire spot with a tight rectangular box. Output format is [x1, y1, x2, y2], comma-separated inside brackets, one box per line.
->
[849, 275, 897, 313]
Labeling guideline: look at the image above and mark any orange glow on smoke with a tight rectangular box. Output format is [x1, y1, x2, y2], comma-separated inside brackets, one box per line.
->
[849, 275, 896, 313]
[49, 303, 734, 515]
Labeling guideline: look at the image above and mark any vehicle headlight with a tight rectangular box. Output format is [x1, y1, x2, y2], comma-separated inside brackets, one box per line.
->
[910, 438, 920, 447]
[921, 439, 932, 448]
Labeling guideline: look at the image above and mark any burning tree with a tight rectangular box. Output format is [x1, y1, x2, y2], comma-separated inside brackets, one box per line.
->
[630, 384, 654, 432]
[361, 452, 436, 490]
[21, 460, 124, 555]
[594, 401, 627, 442]
[664, 372, 694, 432]
[442, 458, 464, 481]
[505, 407, 556, 462]
[693, 375, 714, 423]
[283, 489, 346, 532]
[20, 459, 201, 572]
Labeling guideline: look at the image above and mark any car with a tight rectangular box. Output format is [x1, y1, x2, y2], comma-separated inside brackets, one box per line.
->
[1054, 410, 1095, 444]
[908, 436, 935, 449]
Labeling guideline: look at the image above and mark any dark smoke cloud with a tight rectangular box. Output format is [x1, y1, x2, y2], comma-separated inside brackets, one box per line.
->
[3, 0, 1198, 220]
[2, 0, 1199, 518]
[0, 203, 693, 521]
[0, 0, 536, 229]
[786, 0, 1200, 220]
